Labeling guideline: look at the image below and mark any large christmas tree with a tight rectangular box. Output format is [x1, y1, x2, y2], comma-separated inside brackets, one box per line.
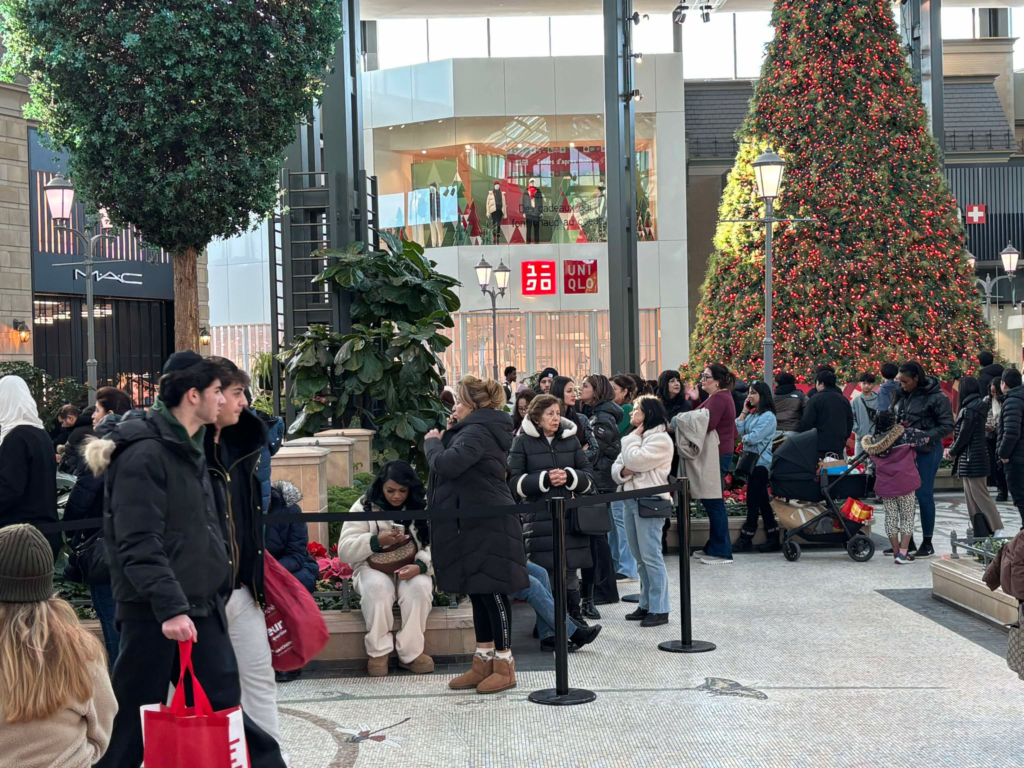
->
[689, 0, 993, 382]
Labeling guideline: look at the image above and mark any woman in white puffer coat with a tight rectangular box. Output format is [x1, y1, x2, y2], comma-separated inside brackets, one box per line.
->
[611, 395, 675, 628]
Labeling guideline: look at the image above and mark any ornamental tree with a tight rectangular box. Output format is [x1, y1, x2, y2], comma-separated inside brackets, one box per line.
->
[0, 0, 342, 350]
[689, 0, 992, 382]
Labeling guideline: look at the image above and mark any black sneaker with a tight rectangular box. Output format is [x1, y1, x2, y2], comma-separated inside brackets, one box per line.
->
[914, 541, 935, 558]
[540, 636, 579, 653]
[884, 538, 917, 556]
[640, 612, 669, 627]
[997, 492, 1009, 502]
[625, 607, 649, 621]
[570, 623, 602, 648]
[275, 669, 302, 683]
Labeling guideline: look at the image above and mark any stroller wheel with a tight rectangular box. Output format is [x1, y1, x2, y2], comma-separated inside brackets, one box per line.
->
[782, 540, 801, 562]
[847, 534, 875, 563]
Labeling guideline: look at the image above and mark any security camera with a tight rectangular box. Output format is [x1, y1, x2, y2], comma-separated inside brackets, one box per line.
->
[699, 3, 712, 22]
[673, 3, 689, 24]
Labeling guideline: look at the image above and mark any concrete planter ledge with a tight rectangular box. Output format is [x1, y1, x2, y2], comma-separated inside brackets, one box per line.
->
[931, 557, 1016, 628]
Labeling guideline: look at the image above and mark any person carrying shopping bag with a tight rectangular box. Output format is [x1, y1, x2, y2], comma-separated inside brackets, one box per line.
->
[611, 396, 675, 627]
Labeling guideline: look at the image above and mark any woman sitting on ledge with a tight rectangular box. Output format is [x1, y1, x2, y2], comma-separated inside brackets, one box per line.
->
[339, 460, 435, 678]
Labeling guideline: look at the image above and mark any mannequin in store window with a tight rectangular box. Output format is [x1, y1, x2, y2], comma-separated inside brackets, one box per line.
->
[523, 177, 543, 244]
[429, 182, 443, 247]
[485, 182, 507, 244]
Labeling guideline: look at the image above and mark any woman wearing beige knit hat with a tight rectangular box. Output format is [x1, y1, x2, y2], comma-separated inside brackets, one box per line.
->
[0, 524, 117, 767]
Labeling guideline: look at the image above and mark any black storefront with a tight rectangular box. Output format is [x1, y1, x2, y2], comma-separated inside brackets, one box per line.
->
[29, 129, 175, 405]
[945, 164, 1024, 264]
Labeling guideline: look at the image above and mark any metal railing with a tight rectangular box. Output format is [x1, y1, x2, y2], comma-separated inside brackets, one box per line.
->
[948, 529, 1014, 567]
[944, 130, 1023, 154]
[686, 136, 740, 159]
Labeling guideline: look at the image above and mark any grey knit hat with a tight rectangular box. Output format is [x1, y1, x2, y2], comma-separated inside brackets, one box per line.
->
[0, 524, 55, 603]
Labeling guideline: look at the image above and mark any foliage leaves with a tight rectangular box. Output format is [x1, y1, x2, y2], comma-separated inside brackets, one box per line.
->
[0, 362, 87, 428]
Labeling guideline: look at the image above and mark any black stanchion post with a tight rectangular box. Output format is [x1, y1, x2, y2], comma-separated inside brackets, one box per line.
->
[530, 496, 596, 706]
[659, 480, 715, 654]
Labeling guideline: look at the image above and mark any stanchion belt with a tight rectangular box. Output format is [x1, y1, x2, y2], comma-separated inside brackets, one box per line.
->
[35, 481, 688, 535]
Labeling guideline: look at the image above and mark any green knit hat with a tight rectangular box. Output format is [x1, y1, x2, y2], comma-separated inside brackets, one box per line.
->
[0, 524, 54, 603]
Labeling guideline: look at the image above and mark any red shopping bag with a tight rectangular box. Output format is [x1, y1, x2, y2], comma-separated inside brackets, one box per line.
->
[264, 551, 329, 671]
[840, 497, 874, 524]
[141, 640, 250, 768]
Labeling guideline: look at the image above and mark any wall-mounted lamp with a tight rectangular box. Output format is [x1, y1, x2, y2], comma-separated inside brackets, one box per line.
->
[623, 89, 643, 103]
[199, 326, 211, 346]
[13, 319, 30, 343]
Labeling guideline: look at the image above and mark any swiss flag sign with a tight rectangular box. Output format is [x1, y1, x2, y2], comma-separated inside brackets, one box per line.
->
[966, 204, 986, 225]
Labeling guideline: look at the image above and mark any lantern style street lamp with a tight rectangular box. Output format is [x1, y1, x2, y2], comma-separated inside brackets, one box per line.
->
[476, 257, 511, 380]
[975, 242, 1020, 326]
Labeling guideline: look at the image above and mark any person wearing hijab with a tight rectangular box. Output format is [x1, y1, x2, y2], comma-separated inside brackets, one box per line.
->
[0, 376, 59, 558]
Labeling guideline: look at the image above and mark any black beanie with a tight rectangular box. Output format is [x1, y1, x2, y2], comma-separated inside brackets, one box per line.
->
[0, 524, 54, 603]
[162, 350, 204, 374]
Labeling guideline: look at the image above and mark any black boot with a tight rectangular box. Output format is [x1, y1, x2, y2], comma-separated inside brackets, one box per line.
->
[567, 588, 589, 627]
[733, 528, 756, 553]
[581, 584, 601, 620]
[757, 527, 781, 553]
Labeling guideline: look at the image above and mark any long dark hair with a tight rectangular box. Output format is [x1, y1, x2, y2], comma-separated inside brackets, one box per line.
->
[633, 394, 669, 432]
[656, 369, 682, 405]
[611, 374, 636, 403]
[959, 375, 982, 405]
[746, 381, 775, 414]
[628, 373, 650, 397]
[550, 375, 577, 419]
[369, 460, 429, 543]
[513, 388, 536, 431]
[705, 363, 734, 391]
[584, 374, 615, 405]
[898, 360, 928, 387]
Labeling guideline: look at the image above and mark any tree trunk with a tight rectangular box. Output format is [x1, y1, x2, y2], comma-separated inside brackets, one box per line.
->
[173, 245, 200, 351]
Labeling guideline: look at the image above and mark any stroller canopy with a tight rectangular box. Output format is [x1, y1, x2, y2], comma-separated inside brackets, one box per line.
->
[771, 430, 822, 502]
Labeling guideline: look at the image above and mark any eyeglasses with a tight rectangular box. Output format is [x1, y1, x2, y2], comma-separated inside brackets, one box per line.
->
[517, 405, 528, 413]
[699, 373, 712, 380]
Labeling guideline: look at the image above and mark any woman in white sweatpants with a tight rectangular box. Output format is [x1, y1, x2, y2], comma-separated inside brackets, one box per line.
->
[339, 461, 435, 677]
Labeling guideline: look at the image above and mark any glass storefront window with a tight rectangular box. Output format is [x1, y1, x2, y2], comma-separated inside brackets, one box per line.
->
[373, 114, 657, 247]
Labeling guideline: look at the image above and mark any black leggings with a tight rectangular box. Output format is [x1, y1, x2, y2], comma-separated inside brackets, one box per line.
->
[469, 593, 512, 651]
[742, 465, 777, 534]
[526, 218, 541, 243]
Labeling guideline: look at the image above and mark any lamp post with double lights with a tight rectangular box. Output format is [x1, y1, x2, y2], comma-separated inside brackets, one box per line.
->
[721, 150, 817, 389]
[43, 174, 123, 405]
[971, 242, 1020, 326]
[475, 257, 511, 381]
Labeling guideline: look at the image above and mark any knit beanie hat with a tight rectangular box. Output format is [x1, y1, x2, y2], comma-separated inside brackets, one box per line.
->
[0, 524, 55, 603]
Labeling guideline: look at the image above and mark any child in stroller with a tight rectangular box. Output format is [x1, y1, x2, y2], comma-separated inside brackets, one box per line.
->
[861, 411, 923, 564]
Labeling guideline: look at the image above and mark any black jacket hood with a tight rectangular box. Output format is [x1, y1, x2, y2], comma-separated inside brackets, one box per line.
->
[84, 409, 189, 476]
[449, 407, 514, 452]
[593, 400, 624, 423]
[204, 407, 267, 461]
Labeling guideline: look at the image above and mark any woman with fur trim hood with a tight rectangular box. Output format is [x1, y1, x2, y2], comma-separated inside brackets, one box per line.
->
[338, 461, 434, 678]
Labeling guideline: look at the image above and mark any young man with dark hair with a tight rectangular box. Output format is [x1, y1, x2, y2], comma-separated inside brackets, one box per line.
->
[772, 372, 806, 433]
[999, 367, 1024, 529]
[852, 373, 878, 456]
[52, 403, 80, 448]
[875, 362, 900, 412]
[799, 369, 854, 459]
[503, 365, 518, 403]
[204, 357, 281, 751]
[977, 351, 1005, 397]
[90, 352, 285, 768]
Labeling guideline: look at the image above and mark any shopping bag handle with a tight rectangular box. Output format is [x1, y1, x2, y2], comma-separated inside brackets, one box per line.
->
[170, 640, 214, 717]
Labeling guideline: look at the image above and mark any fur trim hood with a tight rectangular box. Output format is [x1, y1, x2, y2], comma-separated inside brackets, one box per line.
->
[861, 424, 905, 456]
[272, 480, 302, 507]
[520, 416, 578, 440]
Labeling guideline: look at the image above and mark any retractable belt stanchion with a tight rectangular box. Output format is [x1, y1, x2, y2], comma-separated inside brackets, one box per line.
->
[659, 480, 715, 654]
[529, 496, 596, 706]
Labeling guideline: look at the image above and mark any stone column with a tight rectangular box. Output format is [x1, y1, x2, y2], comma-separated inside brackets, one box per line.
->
[271, 445, 330, 545]
[316, 428, 374, 475]
[0, 82, 33, 364]
[287, 436, 355, 489]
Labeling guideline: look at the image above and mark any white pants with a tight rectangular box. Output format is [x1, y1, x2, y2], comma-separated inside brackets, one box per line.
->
[354, 569, 433, 662]
[226, 586, 281, 748]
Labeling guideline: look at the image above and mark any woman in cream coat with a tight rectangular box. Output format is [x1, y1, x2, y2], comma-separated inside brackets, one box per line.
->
[338, 461, 434, 678]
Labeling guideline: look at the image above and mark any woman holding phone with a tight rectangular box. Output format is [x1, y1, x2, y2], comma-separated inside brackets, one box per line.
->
[340, 461, 435, 678]
[732, 382, 780, 553]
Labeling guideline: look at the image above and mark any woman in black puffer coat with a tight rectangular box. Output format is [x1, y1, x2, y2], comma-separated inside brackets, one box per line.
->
[509, 394, 594, 625]
[950, 376, 1003, 537]
[426, 376, 528, 694]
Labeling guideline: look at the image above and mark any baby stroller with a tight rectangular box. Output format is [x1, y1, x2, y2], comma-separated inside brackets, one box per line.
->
[770, 430, 876, 563]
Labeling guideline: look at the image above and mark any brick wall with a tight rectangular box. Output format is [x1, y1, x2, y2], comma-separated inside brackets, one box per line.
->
[0, 81, 32, 363]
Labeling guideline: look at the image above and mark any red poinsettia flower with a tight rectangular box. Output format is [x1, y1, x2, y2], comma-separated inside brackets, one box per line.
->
[308, 542, 328, 559]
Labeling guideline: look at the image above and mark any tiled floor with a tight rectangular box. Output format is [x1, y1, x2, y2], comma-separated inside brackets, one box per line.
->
[277, 492, 1024, 767]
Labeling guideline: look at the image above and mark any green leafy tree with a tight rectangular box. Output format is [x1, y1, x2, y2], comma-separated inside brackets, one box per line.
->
[0, 0, 342, 350]
[0, 362, 87, 428]
[280, 236, 460, 471]
[689, 0, 992, 382]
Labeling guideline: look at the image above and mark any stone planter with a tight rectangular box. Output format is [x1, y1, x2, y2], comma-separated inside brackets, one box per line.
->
[271, 445, 330, 544]
[318, 605, 476, 661]
[934, 466, 962, 492]
[316, 428, 374, 475]
[287, 435, 355, 489]
[931, 557, 1016, 627]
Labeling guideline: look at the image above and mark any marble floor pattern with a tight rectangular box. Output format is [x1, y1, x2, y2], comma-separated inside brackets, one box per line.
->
[276, 492, 1024, 768]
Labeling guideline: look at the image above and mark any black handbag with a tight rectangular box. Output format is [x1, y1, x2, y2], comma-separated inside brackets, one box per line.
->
[636, 497, 674, 519]
[572, 503, 612, 535]
[75, 531, 110, 586]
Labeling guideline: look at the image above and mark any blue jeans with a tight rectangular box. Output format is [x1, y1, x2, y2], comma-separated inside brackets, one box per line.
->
[512, 561, 580, 641]
[608, 500, 639, 579]
[699, 454, 734, 560]
[90, 583, 120, 667]
[915, 446, 943, 537]
[622, 499, 671, 613]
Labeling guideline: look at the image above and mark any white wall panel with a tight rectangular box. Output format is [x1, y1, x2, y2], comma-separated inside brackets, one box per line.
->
[553, 56, 603, 116]
[411, 59, 454, 123]
[453, 59, 506, 117]
[504, 58, 557, 115]
[371, 66, 414, 128]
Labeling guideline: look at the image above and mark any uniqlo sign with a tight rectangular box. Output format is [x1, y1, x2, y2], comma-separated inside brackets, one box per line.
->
[564, 260, 598, 294]
[522, 261, 557, 296]
[966, 204, 986, 225]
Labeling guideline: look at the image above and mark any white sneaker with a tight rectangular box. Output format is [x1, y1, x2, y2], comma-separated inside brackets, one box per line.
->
[615, 575, 638, 583]
[700, 555, 734, 565]
[691, 550, 704, 559]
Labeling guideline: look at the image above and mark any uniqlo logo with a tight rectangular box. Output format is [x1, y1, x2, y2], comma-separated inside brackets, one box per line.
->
[522, 261, 557, 296]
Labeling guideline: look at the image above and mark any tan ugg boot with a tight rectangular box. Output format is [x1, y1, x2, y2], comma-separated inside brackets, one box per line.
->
[448, 654, 493, 689]
[367, 655, 390, 677]
[476, 656, 516, 694]
[399, 653, 435, 674]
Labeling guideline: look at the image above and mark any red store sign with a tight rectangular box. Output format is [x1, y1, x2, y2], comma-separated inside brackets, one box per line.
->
[564, 260, 598, 294]
[522, 261, 557, 296]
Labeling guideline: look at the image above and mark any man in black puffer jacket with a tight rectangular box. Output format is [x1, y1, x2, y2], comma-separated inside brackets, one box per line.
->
[977, 351, 1005, 398]
[90, 352, 285, 768]
[799, 370, 853, 459]
[998, 367, 1024, 528]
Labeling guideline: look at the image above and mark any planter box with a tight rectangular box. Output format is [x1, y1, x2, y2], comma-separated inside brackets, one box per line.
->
[935, 466, 963, 492]
[931, 557, 1016, 627]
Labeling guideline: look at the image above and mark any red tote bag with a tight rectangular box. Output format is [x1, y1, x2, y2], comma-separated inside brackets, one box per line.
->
[141, 640, 250, 768]
[263, 552, 329, 671]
